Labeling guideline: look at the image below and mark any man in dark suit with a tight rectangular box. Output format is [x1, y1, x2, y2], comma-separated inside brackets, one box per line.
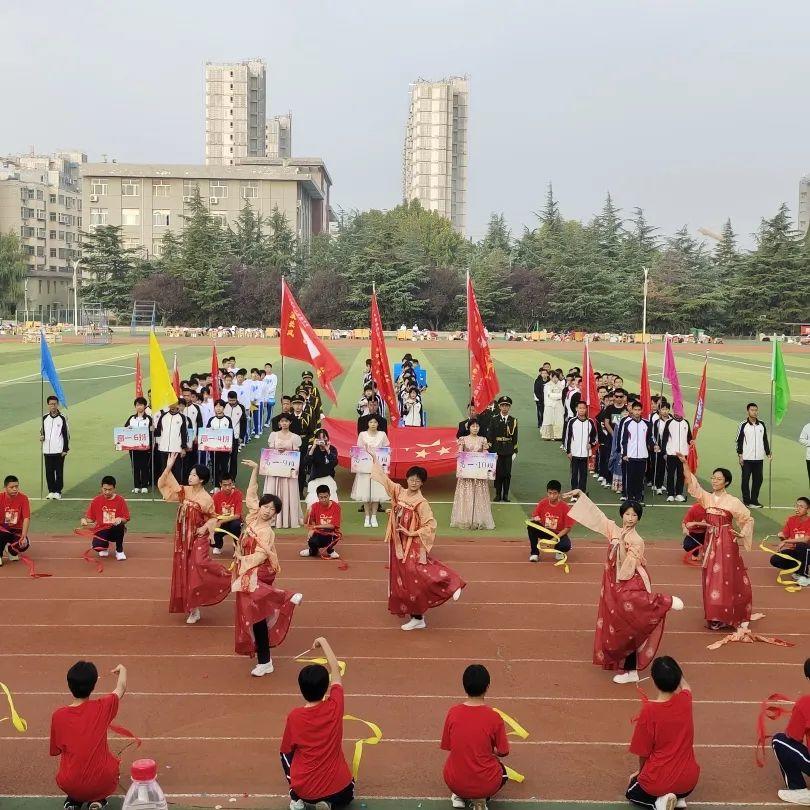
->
[487, 396, 519, 502]
[357, 398, 388, 433]
[456, 403, 478, 439]
[533, 368, 549, 428]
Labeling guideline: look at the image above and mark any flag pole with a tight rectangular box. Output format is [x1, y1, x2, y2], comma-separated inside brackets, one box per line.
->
[466, 269, 472, 409]
[280, 277, 285, 401]
[769, 337, 775, 509]
[39, 366, 44, 501]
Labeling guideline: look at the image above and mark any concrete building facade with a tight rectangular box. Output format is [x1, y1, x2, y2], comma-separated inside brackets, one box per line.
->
[799, 176, 810, 236]
[205, 59, 267, 166]
[266, 113, 292, 159]
[402, 76, 469, 235]
[0, 151, 86, 322]
[81, 158, 332, 254]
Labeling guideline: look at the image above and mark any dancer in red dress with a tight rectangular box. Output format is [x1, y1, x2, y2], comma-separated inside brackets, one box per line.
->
[678, 457, 754, 631]
[232, 460, 302, 677]
[564, 489, 684, 685]
[369, 452, 465, 631]
[158, 452, 230, 625]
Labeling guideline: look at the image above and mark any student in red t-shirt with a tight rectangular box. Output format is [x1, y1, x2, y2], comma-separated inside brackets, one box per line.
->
[681, 501, 708, 557]
[0, 474, 31, 565]
[771, 658, 810, 805]
[80, 476, 130, 561]
[49, 661, 128, 810]
[441, 664, 509, 809]
[301, 484, 342, 559]
[626, 656, 700, 810]
[281, 637, 354, 809]
[211, 474, 244, 556]
[770, 497, 810, 586]
[526, 479, 573, 562]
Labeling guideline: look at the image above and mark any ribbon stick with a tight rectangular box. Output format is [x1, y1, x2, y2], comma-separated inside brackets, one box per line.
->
[343, 714, 382, 779]
[493, 707, 528, 781]
[0, 682, 28, 732]
[212, 527, 243, 572]
[759, 535, 803, 593]
[295, 656, 347, 676]
[755, 692, 794, 767]
[525, 520, 569, 573]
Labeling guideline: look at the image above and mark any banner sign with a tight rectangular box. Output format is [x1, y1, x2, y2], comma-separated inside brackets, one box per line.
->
[350, 445, 391, 474]
[198, 428, 233, 453]
[113, 427, 150, 452]
[260, 448, 300, 478]
[456, 451, 497, 480]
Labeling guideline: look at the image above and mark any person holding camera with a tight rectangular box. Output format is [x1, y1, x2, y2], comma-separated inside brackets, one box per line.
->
[305, 429, 339, 507]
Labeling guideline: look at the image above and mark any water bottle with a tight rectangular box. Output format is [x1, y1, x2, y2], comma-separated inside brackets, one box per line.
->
[121, 759, 168, 810]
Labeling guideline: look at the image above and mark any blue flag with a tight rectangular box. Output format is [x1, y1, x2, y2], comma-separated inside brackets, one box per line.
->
[40, 330, 67, 405]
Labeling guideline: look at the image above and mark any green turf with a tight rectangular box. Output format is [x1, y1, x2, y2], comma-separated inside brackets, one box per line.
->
[0, 339, 806, 544]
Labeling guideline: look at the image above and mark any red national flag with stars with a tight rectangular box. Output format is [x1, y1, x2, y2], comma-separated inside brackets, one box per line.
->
[639, 344, 652, 419]
[370, 291, 398, 419]
[280, 277, 344, 403]
[467, 274, 499, 411]
[134, 352, 143, 399]
[322, 417, 459, 478]
[582, 339, 600, 420]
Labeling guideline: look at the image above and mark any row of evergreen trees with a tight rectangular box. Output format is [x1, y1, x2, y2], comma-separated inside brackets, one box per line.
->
[12, 186, 807, 333]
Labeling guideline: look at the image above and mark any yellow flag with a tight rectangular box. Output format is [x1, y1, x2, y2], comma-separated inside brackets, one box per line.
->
[149, 331, 177, 412]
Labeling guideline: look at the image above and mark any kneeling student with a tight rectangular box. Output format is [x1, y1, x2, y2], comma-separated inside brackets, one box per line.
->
[211, 474, 244, 556]
[771, 658, 810, 805]
[441, 664, 510, 809]
[682, 501, 708, 558]
[301, 484, 342, 559]
[80, 476, 130, 561]
[527, 480, 573, 562]
[769, 498, 810, 587]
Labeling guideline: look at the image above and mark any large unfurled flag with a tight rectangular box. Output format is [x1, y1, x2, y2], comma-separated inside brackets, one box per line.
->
[134, 353, 144, 399]
[687, 354, 708, 473]
[582, 339, 600, 419]
[40, 330, 67, 405]
[639, 345, 652, 419]
[467, 272, 499, 412]
[772, 340, 791, 425]
[210, 344, 220, 402]
[171, 353, 181, 397]
[149, 331, 178, 412]
[662, 335, 684, 417]
[370, 290, 398, 418]
[280, 277, 344, 403]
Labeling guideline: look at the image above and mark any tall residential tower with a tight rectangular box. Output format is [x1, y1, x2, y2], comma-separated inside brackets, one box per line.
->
[402, 76, 469, 235]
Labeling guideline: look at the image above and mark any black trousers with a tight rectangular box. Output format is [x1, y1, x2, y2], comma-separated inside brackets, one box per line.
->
[770, 545, 810, 577]
[281, 748, 355, 807]
[307, 531, 337, 556]
[773, 732, 810, 790]
[130, 450, 151, 489]
[527, 526, 571, 555]
[741, 459, 764, 505]
[807, 459, 810, 489]
[626, 776, 693, 807]
[494, 454, 513, 500]
[0, 528, 27, 556]
[214, 519, 242, 549]
[683, 533, 705, 553]
[665, 455, 685, 497]
[570, 456, 588, 493]
[535, 401, 544, 428]
[92, 524, 126, 553]
[212, 450, 232, 487]
[652, 452, 666, 489]
[43, 453, 65, 494]
[228, 440, 241, 481]
[253, 619, 271, 665]
[599, 438, 612, 480]
[625, 458, 647, 502]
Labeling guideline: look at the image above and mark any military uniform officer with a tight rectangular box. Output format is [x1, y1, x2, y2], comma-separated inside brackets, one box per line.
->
[487, 395, 518, 502]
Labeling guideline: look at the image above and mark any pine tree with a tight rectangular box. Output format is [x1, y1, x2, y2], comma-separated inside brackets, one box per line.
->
[0, 231, 27, 318]
[229, 203, 270, 266]
[592, 192, 624, 269]
[480, 213, 512, 255]
[538, 183, 562, 233]
[79, 225, 137, 316]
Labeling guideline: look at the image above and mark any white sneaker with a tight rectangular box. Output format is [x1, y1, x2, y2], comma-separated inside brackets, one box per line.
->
[54, 493, 62, 500]
[675, 494, 686, 502]
[98, 550, 109, 558]
[364, 516, 371, 528]
[186, 608, 201, 624]
[212, 487, 220, 494]
[401, 617, 427, 631]
[141, 488, 149, 494]
[451, 795, 466, 809]
[46, 492, 54, 500]
[529, 554, 539, 562]
[666, 496, 675, 502]
[132, 488, 139, 494]
[797, 576, 810, 587]
[452, 587, 462, 601]
[370, 514, 378, 527]
[251, 661, 274, 677]
[778, 789, 810, 805]
[212, 547, 222, 555]
[291, 592, 303, 605]
[289, 800, 306, 810]
[328, 550, 340, 559]
[7, 552, 18, 561]
[299, 548, 312, 557]
[554, 551, 566, 561]
[115, 551, 126, 561]
[675, 800, 688, 809]
[655, 795, 677, 810]
[613, 670, 640, 684]
[671, 596, 684, 611]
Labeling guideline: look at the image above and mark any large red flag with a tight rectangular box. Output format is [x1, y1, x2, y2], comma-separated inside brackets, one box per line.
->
[134, 353, 143, 399]
[582, 339, 600, 419]
[639, 344, 652, 419]
[687, 355, 708, 473]
[280, 277, 344, 403]
[171, 353, 181, 397]
[370, 291, 398, 419]
[467, 274, 499, 412]
[210, 344, 220, 402]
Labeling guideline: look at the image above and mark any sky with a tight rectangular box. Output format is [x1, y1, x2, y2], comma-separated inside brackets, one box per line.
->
[2, 0, 809, 246]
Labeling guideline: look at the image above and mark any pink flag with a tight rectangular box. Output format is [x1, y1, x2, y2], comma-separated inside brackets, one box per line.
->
[662, 335, 684, 417]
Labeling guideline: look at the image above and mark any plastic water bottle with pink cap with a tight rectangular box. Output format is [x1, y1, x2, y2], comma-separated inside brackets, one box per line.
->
[121, 759, 168, 810]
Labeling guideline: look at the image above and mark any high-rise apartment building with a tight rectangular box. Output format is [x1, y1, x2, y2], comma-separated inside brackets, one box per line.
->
[0, 150, 86, 321]
[402, 76, 469, 235]
[799, 175, 810, 236]
[266, 113, 292, 159]
[205, 59, 267, 166]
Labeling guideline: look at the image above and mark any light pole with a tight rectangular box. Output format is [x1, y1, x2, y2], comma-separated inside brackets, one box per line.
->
[71, 259, 81, 333]
[24, 278, 29, 324]
[641, 266, 649, 344]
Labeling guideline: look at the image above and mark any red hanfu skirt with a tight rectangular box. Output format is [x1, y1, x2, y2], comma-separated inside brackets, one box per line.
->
[234, 566, 297, 656]
[388, 541, 465, 617]
[702, 512, 752, 627]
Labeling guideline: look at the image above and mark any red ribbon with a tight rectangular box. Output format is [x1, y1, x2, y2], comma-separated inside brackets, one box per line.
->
[111, 723, 142, 755]
[682, 549, 703, 567]
[313, 529, 348, 570]
[755, 693, 793, 767]
[17, 554, 52, 578]
[630, 685, 649, 724]
[75, 527, 106, 573]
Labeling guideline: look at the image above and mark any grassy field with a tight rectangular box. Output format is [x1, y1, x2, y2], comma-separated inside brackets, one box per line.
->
[0, 337, 808, 542]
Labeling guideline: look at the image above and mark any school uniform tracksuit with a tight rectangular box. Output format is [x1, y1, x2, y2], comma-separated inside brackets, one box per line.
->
[736, 419, 770, 506]
[41, 412, 69, 495]
[564, 417, 597, 493]
[621, 418, 653, 503]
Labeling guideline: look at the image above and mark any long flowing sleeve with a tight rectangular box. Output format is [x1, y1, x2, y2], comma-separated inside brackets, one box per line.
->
[245, 473, 260, 513]
[370, 461, 401, 501]
[568, 493, 619, 541]
[415, 499, 437, 555]
[158, 469, 182, 503]
[729, 496, 754, 552]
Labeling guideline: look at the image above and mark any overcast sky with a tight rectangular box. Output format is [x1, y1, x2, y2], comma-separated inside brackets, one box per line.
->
[3, 0, 809, 245]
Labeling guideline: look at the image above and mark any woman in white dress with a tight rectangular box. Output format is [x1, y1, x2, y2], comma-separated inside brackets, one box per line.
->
[350, 417, 391, 527]
[263, 413, 303, 528]
[541, 371, 565, 441]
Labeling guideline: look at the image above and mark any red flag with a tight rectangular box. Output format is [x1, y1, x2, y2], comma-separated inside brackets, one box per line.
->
[134, 353, 143, 399]
[370, 291, 398, 418]
[210, 344, 220, 402]
[687, 355, 708, 473]
[280, 277, 344, 403]
[639, 345, 652, 419]
[582, 339, 600, 419]
[171, 353, 181, 397]
[467, 274, 499, 411]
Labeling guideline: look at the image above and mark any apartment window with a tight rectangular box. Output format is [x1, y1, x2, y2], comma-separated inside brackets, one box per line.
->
[49, 212, 56, 222]
[37, 246, 44, 257]
[49, 194, 56, 203]
[90, 179, 108, 196]
[90, 208, 108, 227]
[50, 248, 57, 258]
[209, 182, 227, 198]
[58, 194, 65, 205]
[121, 209, 140, 226]
[66, 232, 75, 244]
[241, 181, 258, 199]
[153, 181, 171, 198]
[58, 231, 65, 240]
[49, 230, 56, 239]
[151, 240, 163, 258]
[211, 212, 227, 227]
[152, 210, 170, 227]
[121, 179, 141, 196]
[122, 237, 140, 250]
[37, 279, 42, 292]
[37, 228, 46, 238]
[24, 245, 35, 256]
[182, 180, 199, 200]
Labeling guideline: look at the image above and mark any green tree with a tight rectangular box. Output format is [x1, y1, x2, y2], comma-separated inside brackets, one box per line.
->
[0, 231, 27, 318]
[79, 225, 137, 315]
[480, 213, 511, 255]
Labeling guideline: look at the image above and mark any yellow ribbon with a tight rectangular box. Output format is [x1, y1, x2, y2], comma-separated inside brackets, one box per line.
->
[493, 707, 528, 782]
[212, 526, 243, 572]
[295, 657, 347, 676]
[760, 534, 803, 593]
[525, 520, 570, 574]
[343, 714, 382, 779]
[0, 682, 27, 733]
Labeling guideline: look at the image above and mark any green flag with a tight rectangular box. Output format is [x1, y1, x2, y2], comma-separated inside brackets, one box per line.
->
[772, 340, 791, 425]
